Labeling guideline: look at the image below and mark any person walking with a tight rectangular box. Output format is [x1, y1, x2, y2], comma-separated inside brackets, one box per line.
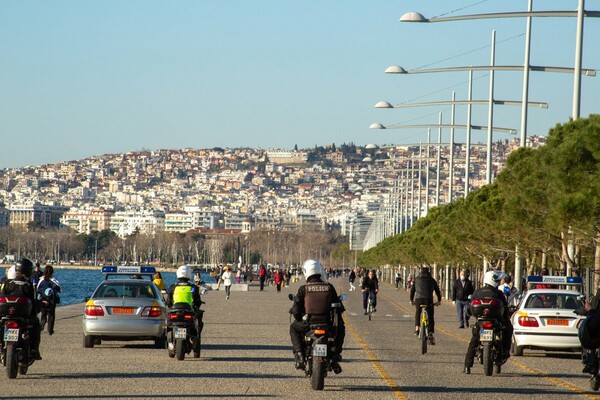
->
[37, 265, 61, 336]
[218, 266, 233, 299]
[348, 269, 356, 291]
[451, 269, 474, 329]
[153, 271, 166, 291]
[258, 265, 267, 291]
[395, 270, 403, 290]
[274, 269, 284, 292]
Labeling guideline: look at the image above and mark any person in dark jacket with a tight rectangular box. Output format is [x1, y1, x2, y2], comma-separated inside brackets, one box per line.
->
[361, 270, 379, 314]
[0, 258, 42, 360]
[463, 270, 513, 374]
[452, 269, 475, 329]
[37, 265, 61, 335]
[410, 267, 442, 342]
[289, 259, 345, 374]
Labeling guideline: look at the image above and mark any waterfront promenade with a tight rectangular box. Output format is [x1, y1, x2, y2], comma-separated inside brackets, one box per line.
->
[1, 277, 597, 400]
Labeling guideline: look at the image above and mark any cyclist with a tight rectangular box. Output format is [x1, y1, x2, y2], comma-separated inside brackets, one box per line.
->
[463, 270, 513, 374]
[361, 269, 379, 315]
[410, 267, 441, 342]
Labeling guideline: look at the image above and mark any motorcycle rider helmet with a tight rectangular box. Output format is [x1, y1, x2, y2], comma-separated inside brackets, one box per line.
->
[15, 258, 34, 278]
[301, 259, 324, 280]
[176, 265, 192, 280]
[483, 270, 507, 288]
[6, 265, 16, 280]
[578, 315, 600, 350]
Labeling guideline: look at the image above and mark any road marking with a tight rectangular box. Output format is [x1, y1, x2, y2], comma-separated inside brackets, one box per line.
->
[343, 314, 407, 399]
[380, 292, 600, 399]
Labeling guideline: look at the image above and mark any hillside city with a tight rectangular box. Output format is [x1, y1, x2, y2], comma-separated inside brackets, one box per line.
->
[0, 137, 546, 251]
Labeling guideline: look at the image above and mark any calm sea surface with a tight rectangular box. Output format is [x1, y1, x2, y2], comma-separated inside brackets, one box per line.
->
[3, 269, 216, 306]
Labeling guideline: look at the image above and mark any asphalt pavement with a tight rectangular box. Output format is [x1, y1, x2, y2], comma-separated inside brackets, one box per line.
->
[1, 276, 598, 400]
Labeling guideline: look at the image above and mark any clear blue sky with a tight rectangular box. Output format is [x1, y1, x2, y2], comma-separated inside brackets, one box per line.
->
[1, 1, 598, 168]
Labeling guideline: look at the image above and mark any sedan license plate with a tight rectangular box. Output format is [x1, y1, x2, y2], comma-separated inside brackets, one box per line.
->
[313, 344, 327, 357]
[547, 319, 569, 326]
[174, 327, 187, 339]
[4, 328, 19, 342]
[112, 307, 134, 315]
[480, 329, 493, 342]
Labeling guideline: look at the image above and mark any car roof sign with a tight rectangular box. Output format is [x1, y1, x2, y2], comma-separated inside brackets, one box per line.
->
[101, 266, 156, 279]
[526, 275, 583, 287]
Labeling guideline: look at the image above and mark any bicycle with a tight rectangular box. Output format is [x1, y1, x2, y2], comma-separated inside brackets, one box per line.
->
[418, 302, 440, 354]
[364, 290, 376, 321]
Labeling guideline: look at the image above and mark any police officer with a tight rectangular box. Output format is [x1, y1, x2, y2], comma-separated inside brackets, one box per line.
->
[0, 258, 42, 360]
[166, 265, 204, 336]
[289, 259, 345, 373]
[463, 270, 513, 374]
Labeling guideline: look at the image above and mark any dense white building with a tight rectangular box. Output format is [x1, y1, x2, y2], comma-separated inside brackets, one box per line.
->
[110, 209, 166, 237]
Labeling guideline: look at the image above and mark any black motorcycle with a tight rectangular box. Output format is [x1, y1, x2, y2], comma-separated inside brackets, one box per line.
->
[471, 298, 505, 376]
[0, 296, 36, 379]
[166, 302, 203, 361]
[288, 293, 346, 390]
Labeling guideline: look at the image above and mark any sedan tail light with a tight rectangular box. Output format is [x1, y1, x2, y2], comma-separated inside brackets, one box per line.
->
[518, 316, 539, 327]
[141, 306, 162, 318]
[85, 305, 105, 317]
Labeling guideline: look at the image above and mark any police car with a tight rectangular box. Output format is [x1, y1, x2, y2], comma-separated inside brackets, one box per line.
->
[82, 266, 167, 348]
[511, 276, 585, 356]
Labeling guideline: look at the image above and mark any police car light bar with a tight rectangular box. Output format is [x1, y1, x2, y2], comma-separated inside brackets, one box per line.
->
[101, 266, 156, 275]
[526, 275, 583, 285]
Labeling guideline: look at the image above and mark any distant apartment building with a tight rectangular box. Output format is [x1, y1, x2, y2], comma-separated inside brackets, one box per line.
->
[295, 210, 323, 230]
[224, 213, 253, 230]
[110, 210, 165, 238]
[184, 206, 222, 230]
[165, 211, 193, 233]
[61, 208, 114, 234]
[266, 150, 308, 165]
[8, 202, 69, 228]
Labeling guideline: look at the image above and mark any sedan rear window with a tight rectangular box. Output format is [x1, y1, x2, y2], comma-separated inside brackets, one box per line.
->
[525, 293, 582, 309]
[94, 282, 158, 299]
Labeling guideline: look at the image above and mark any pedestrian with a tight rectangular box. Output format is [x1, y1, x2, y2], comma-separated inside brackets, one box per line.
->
[285, 269, 292, 286]
[259, 265, 267, 291]
[498, 275, 520, 309]
[348, 269, 356, 291]
[451, 269, 474, 329]
[37, 265, 61, 336]
[218, 266, 233, 299]
[153, 271, 166, 291]
[236, 268, 241, 284]
[274, 269, 284, 292]
[406, 273, 413, 291]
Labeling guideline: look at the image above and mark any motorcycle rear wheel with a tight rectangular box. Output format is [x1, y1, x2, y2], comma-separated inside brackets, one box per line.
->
[310, 358, 326, 390]
[6, 345, 18, 379]
[483, 343, 493, 376]
[176, 339, 185, 361]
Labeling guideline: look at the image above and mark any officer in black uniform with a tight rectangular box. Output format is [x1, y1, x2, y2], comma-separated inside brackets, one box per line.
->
[463, 270, 513, 374]
[289, 259, 345, 373]
[0, 258, 42, 360]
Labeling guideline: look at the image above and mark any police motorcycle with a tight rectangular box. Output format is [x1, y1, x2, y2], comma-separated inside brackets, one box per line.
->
[288, 293, 346, 390]
[470, 296, 505, 376]
[0, 296, 35, 378]
[166, 288, 206, 361]
[575, 297, 600, 390]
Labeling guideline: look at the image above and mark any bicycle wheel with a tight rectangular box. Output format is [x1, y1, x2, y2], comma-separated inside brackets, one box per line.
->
[420, 311, 427, 355]
[367, 300, 372, 321]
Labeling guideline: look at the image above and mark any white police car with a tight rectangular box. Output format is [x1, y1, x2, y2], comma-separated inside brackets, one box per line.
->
[511, 276, 585, 356]
[82, 266, 167, 348]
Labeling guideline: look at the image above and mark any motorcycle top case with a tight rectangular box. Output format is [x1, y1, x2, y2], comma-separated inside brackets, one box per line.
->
[0, 297, 32, 317]
[470, 298, 504, 319]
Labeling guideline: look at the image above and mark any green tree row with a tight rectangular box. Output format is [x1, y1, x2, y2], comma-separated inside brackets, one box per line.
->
[359, 115, 600, 278]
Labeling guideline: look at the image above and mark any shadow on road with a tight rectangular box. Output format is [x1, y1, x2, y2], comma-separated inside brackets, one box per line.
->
[0, 396, 274, 400]
[401, 386, 585, 395]
[44, 372, 295, 380]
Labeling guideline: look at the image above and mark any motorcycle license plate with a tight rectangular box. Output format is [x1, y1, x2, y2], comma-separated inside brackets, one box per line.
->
[3, 328, 19, 342]
[480, 329, 493, 342]
[174, 327, 187, 339]
[313, 344, 327, 357]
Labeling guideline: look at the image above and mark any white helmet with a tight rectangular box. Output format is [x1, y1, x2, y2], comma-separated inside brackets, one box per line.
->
[6, 265, 16, 280]
[176, 265, 192, 280]
[301, 259, 324, 280]
[483, 270, 507, 288]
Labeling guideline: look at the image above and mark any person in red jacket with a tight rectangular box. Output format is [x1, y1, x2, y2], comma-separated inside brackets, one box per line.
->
[259, 265, 267, 291]
[274, 269, 284, 292]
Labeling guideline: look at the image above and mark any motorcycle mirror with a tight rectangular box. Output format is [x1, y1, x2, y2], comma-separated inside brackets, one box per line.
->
[288, 294, 295, 301]
[339, 294, 347, 301]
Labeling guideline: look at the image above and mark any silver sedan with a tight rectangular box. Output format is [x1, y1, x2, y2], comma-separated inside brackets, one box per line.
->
[82, 279, 167, 348]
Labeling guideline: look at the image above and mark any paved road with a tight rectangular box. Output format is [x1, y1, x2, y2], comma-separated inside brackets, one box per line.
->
[1, 277, 598, 400]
